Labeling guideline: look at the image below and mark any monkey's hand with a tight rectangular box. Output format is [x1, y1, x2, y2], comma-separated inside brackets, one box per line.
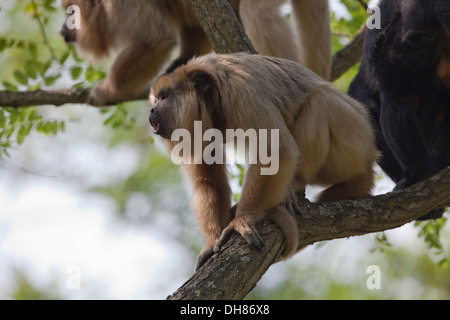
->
[195, 244, 215, 271]
[87, 79, 116, 107]
[214, 216, 265, 254]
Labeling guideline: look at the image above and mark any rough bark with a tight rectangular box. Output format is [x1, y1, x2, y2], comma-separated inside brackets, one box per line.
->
[168, 167, 450, 300]
[0, 88, 150, 108]
[187, 0, 257, 54]
[0, 88, 90, 108]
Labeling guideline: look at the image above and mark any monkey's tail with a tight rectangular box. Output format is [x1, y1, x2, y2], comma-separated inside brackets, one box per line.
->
[267, 205, 299, 260]
[291, 0, 332, 80]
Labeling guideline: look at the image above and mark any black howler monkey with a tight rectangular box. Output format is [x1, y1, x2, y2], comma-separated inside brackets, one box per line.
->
[349, 0, 450, 219]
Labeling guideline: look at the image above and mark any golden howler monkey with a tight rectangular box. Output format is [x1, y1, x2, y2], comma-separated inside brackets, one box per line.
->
[60, 0, 331, 106]
[150, 53, 378, 269]
[349, 0, 450, 220]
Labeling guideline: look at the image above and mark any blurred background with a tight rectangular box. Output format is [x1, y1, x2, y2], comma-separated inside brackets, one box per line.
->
[0, 0, 448, 299]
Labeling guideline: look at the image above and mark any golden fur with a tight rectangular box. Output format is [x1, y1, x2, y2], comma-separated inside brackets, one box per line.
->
[150, 53, 378, 269]
[61, 0, 331, 106]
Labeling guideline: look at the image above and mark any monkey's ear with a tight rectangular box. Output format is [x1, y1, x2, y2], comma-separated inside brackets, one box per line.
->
[188, 70, 217, 95]
[188, 69, 225, 130]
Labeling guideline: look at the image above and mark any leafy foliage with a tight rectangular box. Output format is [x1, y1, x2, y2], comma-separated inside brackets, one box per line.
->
[0, 107, 65, 157]
[370, 232, 393, 253]
[0, 0, 106, 159]
[416, 218, 449, 268]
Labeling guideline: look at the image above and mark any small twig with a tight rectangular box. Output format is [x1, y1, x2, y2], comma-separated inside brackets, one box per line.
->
[357, 0, 369, 11]
[30, 0, 57, 61]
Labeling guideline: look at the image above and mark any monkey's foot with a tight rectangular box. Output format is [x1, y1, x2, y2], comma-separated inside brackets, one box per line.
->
[214, 216, 265, 254]
[284, 187, 302, 215]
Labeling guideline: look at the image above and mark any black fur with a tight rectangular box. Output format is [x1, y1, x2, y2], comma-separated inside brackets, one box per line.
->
[349, 0, 450, 219]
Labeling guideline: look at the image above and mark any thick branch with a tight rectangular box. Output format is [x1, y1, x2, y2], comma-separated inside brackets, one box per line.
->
[0, 88, 90, 108]
[187, 0, 257, 54]
[0, 88, 149, 108]
[331, 24, 366, 81]
[168, 167, 450, 300]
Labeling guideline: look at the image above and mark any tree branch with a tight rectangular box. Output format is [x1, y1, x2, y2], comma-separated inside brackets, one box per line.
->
[0, 88, 149, 108]
[331, 23, 366, 81]
[167, 166, 450, 300]
[187, 0, 257, 54]
[0, 88, 91, 108]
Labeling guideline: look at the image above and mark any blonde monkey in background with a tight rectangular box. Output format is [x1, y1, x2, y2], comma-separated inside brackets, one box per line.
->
[60, 0, 331, 106]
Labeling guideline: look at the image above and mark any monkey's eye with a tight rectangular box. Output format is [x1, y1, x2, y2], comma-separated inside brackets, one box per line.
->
[158, 90, 169, 101]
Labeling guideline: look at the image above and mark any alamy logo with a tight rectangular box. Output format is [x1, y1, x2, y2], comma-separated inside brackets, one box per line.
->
[171, 121, 280, 176]
[66, 5, 81, 30]
[366, 265, 381, 290]
[367, 5, 381, 30]
[66, 265, 81, 290]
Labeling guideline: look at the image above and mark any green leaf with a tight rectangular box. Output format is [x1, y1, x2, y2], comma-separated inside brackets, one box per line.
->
[85, 67, 106, 83]
[44, 0, 57, 12]
[416, 218, 448, 266]
[50, 122, 59, 135]
[28, 83, 41, 91]
[72, 82, 86, 88]
[7, 39, 16, 48]
[438, 258, 449, 269]
[60, 51, 70, 64]
[44, 75, 60, 86]
[104, 114, 118, 126]
[17, 126, 27, 145]
[34, 61, 48, 76]
[0, 38, 7, 52]
[16, 41, 25, 49]
[3, 81, 18, 91]
[24, 3, 36, 14]
[236, 164, 245, 187]
[24, 60, 38, 80]
[13, 70, 29, 86]
[70, 67, 83, 80]
[28, 43, 38, 58]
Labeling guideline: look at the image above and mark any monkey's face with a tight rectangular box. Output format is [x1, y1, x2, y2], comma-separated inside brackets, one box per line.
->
[60, 0, 78, 44]
[59, 0, 109, 61]
[149, 75, 182, 139]
[150, 68, 225, 140]
[60, 22, 77, 43]
[149, 93, 177, 140]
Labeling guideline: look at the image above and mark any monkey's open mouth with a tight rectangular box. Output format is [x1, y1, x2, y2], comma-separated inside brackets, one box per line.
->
[150, 119, 160, 134]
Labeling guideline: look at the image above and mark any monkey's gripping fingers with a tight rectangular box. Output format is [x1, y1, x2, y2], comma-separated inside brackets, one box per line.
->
[214, 216, 265, 254]
[87, 80, 115, 107]
[195, 245, 215, 271]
